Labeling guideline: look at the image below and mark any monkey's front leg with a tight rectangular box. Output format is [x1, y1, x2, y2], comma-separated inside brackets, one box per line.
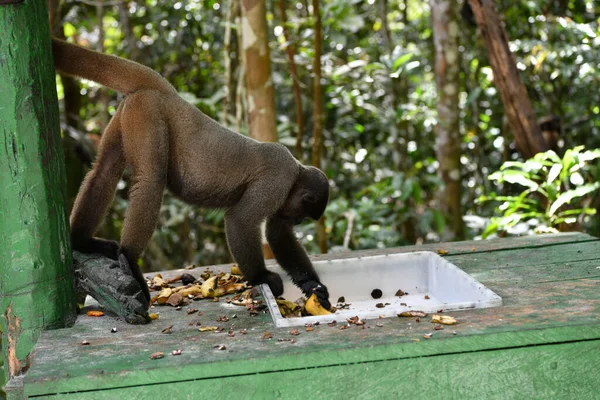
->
[224, 211, 284, 297]
[266, 216, 331, 310]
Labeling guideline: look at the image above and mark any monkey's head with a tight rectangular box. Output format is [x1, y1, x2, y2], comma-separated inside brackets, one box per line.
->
[279, 166, 329, 225]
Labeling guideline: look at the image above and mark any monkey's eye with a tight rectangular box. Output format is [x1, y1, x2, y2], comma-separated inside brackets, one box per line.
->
[302, 193, 317, 204]
[294, 218, 305, 225]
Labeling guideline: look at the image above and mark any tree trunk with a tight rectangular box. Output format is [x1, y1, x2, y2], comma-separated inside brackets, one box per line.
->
[96, 0, 110, 130]
[277, 0, 304, 159]
[223, 0, 237, 124]
[241, 0, 277, 142]
[312, 0, 328, 254]
[467, 0, 548, 159]
[431, 0, 464, 240]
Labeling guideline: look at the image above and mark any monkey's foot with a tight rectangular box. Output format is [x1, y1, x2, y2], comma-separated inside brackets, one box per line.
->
[73, 251, 151, 324]
[300, 281, 331, 310]
[118, 249, 151, 303]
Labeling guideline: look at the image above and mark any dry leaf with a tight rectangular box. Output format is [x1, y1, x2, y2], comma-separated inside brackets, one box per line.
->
[433, 324, 444, 330]
[213, 345, 227, 351]
[289, 329, 300, 336]
[376, 303, 385, 308]
[240, 329, 247, 334]
[172, 349, 182, 356]
[263, 331, 273, 339]
[187, 308, 198, 315]
[376, 323, 384, 327]
[166, 274, 183, 284]
[81, 340, 90, 346]
[424, 295, 430, 300]
[327, 320, 337, 327]
[431, 315, 457, 325]
[305, 326, 314, 332]
[150, 352, 164, 360]
[423, 333, 432, 339]
[162, 325, 174, 334]
[395, 289, 406, 297]
[166, 293, 183, 307]
[216, 315, 229, 322]
[87, 311, 104, 317]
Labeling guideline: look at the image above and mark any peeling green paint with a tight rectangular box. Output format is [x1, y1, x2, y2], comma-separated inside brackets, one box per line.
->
[0, 0, 77, 391]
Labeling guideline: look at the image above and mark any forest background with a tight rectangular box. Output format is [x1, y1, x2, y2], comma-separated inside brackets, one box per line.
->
[49, 0, 600, 272]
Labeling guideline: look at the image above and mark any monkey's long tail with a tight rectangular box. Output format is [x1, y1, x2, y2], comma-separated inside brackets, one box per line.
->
[51, 38, 176, 96]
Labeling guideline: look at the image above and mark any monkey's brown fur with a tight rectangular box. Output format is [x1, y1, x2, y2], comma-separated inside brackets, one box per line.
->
[52, 39, 331, 309]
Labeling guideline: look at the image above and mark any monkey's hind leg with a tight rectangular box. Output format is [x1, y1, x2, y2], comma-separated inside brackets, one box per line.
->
[70, 107, 126, 259]
[119, 98, 169, 303]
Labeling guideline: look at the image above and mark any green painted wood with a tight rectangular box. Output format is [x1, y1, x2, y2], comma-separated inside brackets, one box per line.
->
[27, 339, 600, 400]
[309, 232, 598, 261]
[0, 0, 77, 393]
[20, 234, 600, 397]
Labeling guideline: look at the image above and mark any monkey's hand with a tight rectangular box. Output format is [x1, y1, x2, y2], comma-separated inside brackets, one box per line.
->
[299, 280, 331, 310]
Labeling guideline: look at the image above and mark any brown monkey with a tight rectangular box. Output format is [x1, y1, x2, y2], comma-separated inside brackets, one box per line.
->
[52, 38, 331, 310]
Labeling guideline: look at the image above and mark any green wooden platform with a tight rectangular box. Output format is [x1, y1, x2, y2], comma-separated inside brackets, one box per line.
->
[10, 233, 600, 399]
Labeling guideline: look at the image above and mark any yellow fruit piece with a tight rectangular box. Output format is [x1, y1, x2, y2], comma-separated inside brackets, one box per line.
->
[431, 314, 457, 325]
[149, 313, 159, 320]
[199, 326, 218, 332]
[156, 288, 173, 304]
[276, 298, 302, 318]
[304, 294, 332, 316]
[175, 285, 203, 297]
[201, 276, 218, 298]
[231, 264, 242, 275]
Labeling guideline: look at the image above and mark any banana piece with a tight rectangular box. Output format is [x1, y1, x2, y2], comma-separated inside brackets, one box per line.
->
[156, 288, 173, 304]
[231, 264, 242, 275]
[201, 276, 218, 298]
[305, 293, 332, 316]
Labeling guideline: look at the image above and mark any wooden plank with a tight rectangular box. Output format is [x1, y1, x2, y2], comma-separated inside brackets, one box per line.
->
[444, 240, 600, 283]
[0, 0, 77, 392]
[24, 287, 600, 395]
[309, 232, 597, 262]
[27, 338, 600, 399]
[21, 234, 600, 396]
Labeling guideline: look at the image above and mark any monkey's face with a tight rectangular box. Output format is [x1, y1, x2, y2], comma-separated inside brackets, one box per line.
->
[280, 166, 329, 224]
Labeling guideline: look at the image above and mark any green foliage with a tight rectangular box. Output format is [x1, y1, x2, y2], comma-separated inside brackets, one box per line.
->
[478, 147, 600, 238]
[56, 0, 600, 270]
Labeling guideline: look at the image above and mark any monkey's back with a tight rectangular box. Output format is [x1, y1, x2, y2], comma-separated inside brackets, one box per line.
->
[158, 93, 299, 209]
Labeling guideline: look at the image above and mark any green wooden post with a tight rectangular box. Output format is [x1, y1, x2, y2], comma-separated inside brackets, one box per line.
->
[0, 0, 77, 396]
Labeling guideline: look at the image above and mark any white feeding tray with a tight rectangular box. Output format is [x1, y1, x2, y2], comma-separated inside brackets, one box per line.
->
[261, 251, 502, 328]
